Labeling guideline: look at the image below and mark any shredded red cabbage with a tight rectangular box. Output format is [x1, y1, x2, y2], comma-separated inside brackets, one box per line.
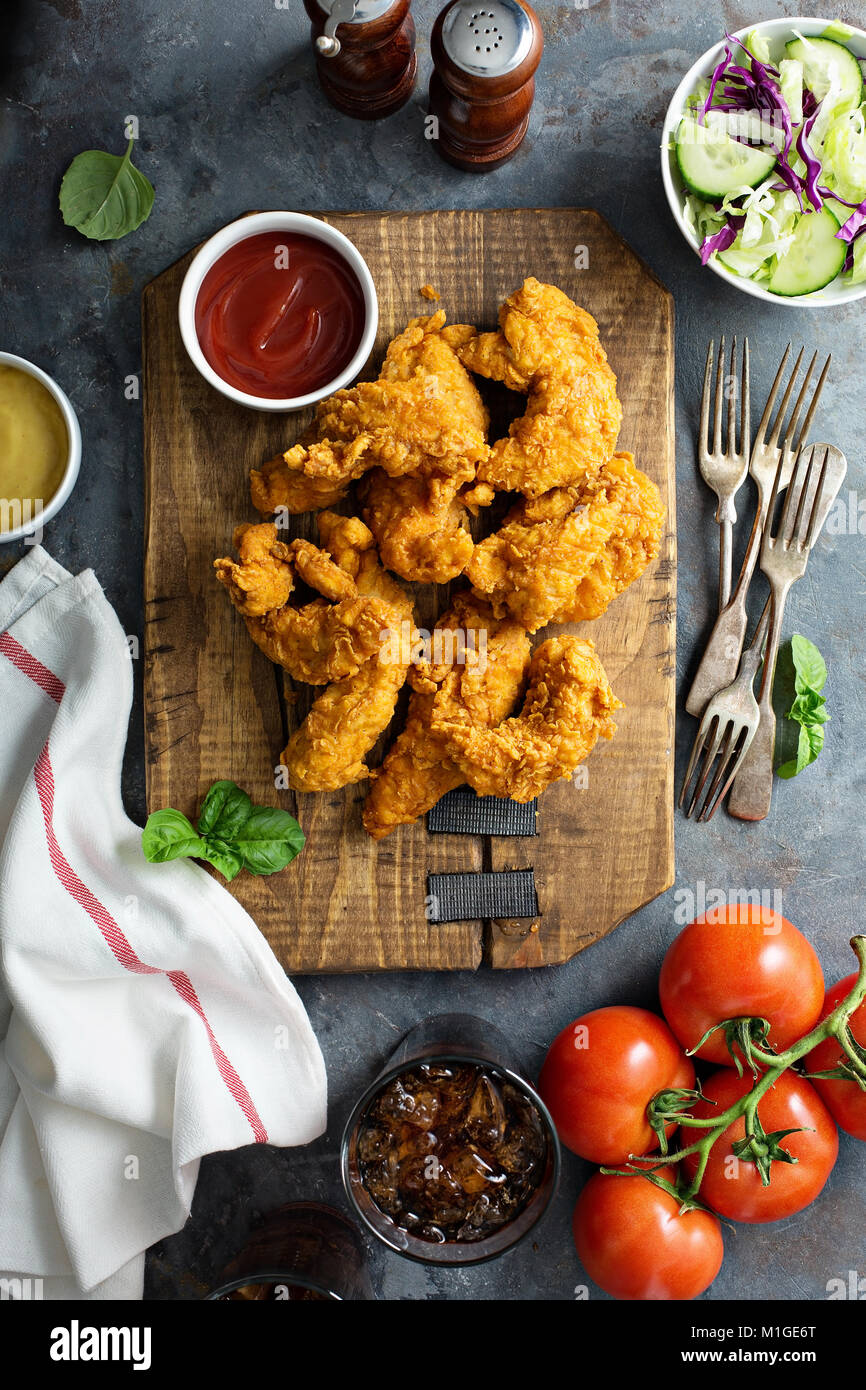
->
[836, 198, 866, 242]
[796, 110, 824, 212]
[700, 215, 746, 264]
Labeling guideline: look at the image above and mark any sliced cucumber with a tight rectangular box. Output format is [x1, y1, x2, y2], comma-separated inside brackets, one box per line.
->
[676, 116, 777, 199]
[767, 206, 846, 296]
[784, 36, 864, 113]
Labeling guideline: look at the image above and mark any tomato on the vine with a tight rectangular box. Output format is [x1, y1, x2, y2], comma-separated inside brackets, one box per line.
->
[538, 1005, 694, 1164]
[573, 1172, 724, 1301]
[806, 974, 866, 1141]
[659, 905, 825, 1065]
[681, 1068, 838, 1223]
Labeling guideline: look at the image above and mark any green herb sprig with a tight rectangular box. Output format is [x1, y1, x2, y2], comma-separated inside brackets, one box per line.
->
[776, 634, 829, 780]
[142, 781, 304, 882]
[60, 137, 154, 242]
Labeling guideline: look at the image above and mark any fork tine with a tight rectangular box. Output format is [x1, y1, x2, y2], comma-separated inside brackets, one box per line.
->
[727, 336, 737, 454]
[767, 345, 804, 449]
[787, 448, 815, 545]
[700, 339, 714, 455]
[740, 337, 750, 458]
[763, 445, 787, 548]
[753, 343, 791, 448]
[712, 334, 726, 454]
[685, 716, 725, 818]
[791, 353, 831, 454]
[802, 445, 831, 548]
[781, 349, 818, 453]
[696, 722, 737, 821]
[776, 448, 806, 544]
[700, 725, 752, 821]
[679, 713, 718, 812]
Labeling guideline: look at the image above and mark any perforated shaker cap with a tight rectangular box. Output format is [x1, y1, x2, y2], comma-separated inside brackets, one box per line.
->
[441, 0, 534, 77]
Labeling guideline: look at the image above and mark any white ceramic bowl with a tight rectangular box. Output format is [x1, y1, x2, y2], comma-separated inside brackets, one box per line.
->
[0, 352, 82, 544]
[178, 211, 379, 411]
[661, 17, 866, 307]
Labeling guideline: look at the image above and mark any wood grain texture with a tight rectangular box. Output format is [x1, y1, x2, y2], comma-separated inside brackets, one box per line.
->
[142, 208, 675, 974]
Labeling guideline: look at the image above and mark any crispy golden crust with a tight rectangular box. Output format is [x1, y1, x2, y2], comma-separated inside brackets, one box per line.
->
[458, 278, 623, 497]
[429, 635, 622, 802]
[359, 466, 478, 585]
[213, 522, 294, 617]
[362, 594, 531, 839]
[250, 313, 490, 516]
[466, 452, 663, 631]
[282, 553, 416, 793]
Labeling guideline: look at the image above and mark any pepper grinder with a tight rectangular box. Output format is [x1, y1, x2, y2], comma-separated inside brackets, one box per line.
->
[304, 0, 417, 120]
[429, 0, 543, 171]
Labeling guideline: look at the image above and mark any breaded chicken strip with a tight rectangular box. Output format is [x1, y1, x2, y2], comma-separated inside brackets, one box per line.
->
[551, 452, 665, 623]
[359, 465, 480, 585]
[213, 523, 294, 617]
[283, 546, 416, 793]
[215, 520, 389, 685]
[250, 312, 490, 515]
[458, 278, 622, 497]
[362, 594, 531, 839]
[430, 636, 621, 801]
[467, 452, 663, 632]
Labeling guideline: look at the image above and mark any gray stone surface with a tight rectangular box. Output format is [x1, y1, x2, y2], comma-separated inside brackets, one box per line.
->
[1, 0, 864, 1301]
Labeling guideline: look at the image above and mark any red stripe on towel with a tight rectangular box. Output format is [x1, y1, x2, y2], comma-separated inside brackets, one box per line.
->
[1, 628, 269, 1144]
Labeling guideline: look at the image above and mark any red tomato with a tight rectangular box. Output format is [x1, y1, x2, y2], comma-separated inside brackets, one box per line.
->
[681, 1069, 838, 1223]
[659, 905, 824, 1065]
[573, 1172, 724, 1301]
[538, 1006, 694, 1164]
[806, 974, 866, 1141]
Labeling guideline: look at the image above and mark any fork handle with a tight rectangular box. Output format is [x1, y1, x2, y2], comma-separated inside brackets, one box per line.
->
[727, 581, 790, 822]
[718, 517, 733, 610]
[685, 487, 768, 717]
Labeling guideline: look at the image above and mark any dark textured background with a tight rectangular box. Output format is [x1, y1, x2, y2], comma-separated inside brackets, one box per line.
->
[1, 0, 865, 1300]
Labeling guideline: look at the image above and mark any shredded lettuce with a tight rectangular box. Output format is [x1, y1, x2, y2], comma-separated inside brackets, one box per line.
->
[843, 230, 866, 282]
[823, 107, 866, 201]
[779, 58, 804, 125]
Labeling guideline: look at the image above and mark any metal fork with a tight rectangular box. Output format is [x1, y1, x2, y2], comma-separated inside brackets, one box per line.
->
[680, 599, 771, 821]
[685, 345, 830, 717]
[698, 336, 750, 610]
[727, 443, 847, 822]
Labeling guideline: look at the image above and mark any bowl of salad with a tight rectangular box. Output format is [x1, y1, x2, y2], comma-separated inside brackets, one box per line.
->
[662, 18, 866, 304]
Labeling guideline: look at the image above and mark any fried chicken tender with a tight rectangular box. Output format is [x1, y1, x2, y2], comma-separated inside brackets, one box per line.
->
[359, 465, 480, 585]
[213, 523, 294, 617]
[250, 312, 490, 516]
[466, 452, 664, 632]
[215, 520, 388, 685]
[430, 636, 622, 802]
[362, 594, 531, 839]
[283, 546, 416, 793]
[458, 278, 622, 497]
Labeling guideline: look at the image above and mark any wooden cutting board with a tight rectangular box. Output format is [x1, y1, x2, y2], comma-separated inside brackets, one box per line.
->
[142, 208, 675, 974]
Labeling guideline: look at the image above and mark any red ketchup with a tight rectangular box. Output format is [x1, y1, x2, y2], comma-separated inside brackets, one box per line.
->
[194, 231, 366, 399]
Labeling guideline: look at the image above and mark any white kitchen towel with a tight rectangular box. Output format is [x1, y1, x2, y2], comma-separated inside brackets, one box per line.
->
[0, 546, 327, 1300]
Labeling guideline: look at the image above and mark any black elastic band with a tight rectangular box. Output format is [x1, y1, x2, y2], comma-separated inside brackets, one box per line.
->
[426, 868, 539, 923]
[427, 787, 538, 837]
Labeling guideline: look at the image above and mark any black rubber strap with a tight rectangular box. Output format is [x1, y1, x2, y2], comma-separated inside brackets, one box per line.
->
[426, 868, 539, 923]
[427, 787, 538, 837]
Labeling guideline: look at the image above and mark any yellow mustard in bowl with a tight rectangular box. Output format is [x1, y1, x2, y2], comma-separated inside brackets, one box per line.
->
[0, 363, 69, 533]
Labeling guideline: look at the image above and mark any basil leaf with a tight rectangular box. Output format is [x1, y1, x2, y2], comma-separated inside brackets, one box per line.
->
[59, 138, 154, 242]
[232, 806, 306, 876]
[197, 780, 252, 840]
[142, 809, 207, 863]
[791, 633, 827, 694]
[197, 839, 245, 883]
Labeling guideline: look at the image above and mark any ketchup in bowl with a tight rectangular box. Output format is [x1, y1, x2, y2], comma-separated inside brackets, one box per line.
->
[194, 231, 366, 400]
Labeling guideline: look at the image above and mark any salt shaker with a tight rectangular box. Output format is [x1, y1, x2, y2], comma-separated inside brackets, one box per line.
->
[429, 0, 544, 171]
[304, 0, 417, 120]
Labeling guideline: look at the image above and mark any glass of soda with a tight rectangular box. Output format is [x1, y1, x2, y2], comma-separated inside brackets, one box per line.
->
[206, 1202, 373, 1300]
[341, 1013, 560, 1265]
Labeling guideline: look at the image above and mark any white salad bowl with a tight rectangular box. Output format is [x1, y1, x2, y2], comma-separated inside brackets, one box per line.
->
[178, 211, 379, 412]
[0, 351, 82, 544]
[661, 17, 866, 307]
